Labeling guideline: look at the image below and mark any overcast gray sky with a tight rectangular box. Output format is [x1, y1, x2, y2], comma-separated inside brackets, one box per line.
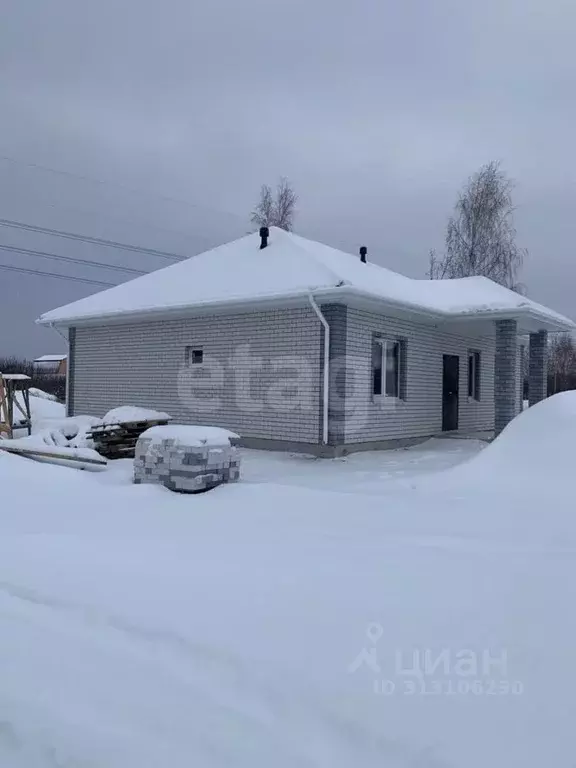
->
[1, 0, 575, 357]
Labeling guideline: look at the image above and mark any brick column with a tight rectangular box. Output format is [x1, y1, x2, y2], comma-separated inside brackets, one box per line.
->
[494, 319, 518, 435]
[518, 343, 525, 413]
[528, 330, 548, 406]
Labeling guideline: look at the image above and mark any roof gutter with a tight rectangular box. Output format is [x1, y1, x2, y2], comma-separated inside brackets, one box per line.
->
[48, 322, 68, 343]
[308, 293, 329, 446]
[340, 286, 576, 332]
[38, 284, 575, 334]
[36, 284, 442, 329]
[36, 287, 343, 328]
[429, 305, 575, 333]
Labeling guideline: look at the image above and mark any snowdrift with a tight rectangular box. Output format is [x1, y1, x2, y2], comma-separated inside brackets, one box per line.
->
[28, 387, 60, 402]
[101, 406, 172, 426]
[2, 415, 106, 467]
[448, 391, 576, 486]
[140, 424, 239, 447]
[14, 390, 65, 427]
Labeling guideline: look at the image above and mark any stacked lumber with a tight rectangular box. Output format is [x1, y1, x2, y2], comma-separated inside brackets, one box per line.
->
[87, 418, 170, 459]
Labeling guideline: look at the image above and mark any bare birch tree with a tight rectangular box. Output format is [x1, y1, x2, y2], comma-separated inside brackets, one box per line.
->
[548, 334, 576, 393]
[251, 184, 274, 230]
[428, 161, 525, 290]
[251, 177, 297, 231]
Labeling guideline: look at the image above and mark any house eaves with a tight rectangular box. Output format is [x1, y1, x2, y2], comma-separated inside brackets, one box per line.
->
[38, 283, 574, 334]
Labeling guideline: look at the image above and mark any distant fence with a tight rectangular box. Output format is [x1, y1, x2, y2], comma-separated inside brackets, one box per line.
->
[0, 357, 66, 402]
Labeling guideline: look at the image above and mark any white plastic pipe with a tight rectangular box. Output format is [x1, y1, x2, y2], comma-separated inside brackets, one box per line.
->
[308, 294, 329, 445]
[50, 323, 70, 413]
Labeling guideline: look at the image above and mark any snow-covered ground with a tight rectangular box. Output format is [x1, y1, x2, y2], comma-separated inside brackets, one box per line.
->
[1, 396, 576, 767]
[14, 388, 66, 429]
[242, 437, 484, 494]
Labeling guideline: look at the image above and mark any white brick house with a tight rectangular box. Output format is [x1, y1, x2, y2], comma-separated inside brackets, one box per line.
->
[38, 227, 574, 456]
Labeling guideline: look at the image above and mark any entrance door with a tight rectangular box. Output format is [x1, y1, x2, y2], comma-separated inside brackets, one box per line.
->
[442, 355, 459, 432]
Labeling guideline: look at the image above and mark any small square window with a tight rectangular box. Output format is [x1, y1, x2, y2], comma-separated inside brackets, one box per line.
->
[185, 347, 203, 365]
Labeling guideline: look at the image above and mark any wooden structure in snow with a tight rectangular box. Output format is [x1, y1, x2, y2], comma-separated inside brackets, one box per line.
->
[0, 374, 32, 439]
[87, 417, 171, 459]
[0, 442, 107, 467]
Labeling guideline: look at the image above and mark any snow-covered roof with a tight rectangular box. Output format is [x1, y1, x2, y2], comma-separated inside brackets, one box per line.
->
[38, 227, 574, 331]
[34, 354, 67, 362]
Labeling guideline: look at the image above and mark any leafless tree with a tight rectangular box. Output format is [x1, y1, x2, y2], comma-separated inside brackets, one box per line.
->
[251, 184, 274, 230]
[548, 334, 576, 393]
[251, 177, 297, 231]
[428, 161, 526, 290]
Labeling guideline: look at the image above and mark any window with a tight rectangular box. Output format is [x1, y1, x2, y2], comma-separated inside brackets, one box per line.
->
[185, 347, 203, 366]
[372, 337, 403, 398]
[468, 350, 481, 400]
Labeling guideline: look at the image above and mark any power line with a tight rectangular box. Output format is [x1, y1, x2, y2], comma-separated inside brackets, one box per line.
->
[0, 152, 244, 227]
[0, 217, 188, 262]
[0, 263, 117, 287]
[0, 195, 215, 249]
[0, 156, 222, 250]
[0, 243, 147, 275]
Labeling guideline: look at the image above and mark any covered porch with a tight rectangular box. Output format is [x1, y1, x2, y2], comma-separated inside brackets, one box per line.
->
[494, 314, 568, 436]
[437, 306, 573, 440]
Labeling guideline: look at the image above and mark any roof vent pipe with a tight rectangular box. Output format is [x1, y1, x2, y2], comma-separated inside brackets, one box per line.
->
[259, 226, 269, 249]
[359, 246, 367, 263]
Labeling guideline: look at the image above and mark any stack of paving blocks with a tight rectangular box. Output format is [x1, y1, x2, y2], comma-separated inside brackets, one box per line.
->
[133, 432, 240, 492]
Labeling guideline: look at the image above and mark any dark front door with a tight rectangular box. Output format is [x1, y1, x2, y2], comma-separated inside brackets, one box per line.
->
[442, 355, 459, 432]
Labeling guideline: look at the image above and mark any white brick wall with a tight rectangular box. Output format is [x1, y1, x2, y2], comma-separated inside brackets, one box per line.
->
[72, 307, 323, 444]
[70, 303, 520, 450]
[343, 308, 496, 443]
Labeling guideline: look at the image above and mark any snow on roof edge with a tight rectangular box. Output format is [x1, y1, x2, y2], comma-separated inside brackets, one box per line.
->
[35, 227, 574, 332]
[36, 286, 344, 326]
[344, 285, 575, 330]
[37, 282, 575, 332]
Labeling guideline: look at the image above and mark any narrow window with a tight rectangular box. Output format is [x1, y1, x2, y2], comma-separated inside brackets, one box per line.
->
[372, 338, 382, 395]
[468, 350, 481, 400]
[385, 341, 400, 398]
[185, 347, 203, 366]
[372, 337, 402, 398]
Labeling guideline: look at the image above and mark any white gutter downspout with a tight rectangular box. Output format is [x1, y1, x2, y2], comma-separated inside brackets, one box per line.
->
[50, 322, 68, 344]
[308, 294, 329, 445]
[50, 323, 70, 414]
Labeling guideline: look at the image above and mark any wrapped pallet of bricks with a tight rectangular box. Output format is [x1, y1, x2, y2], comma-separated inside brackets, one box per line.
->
[134, 425, 240, 493]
